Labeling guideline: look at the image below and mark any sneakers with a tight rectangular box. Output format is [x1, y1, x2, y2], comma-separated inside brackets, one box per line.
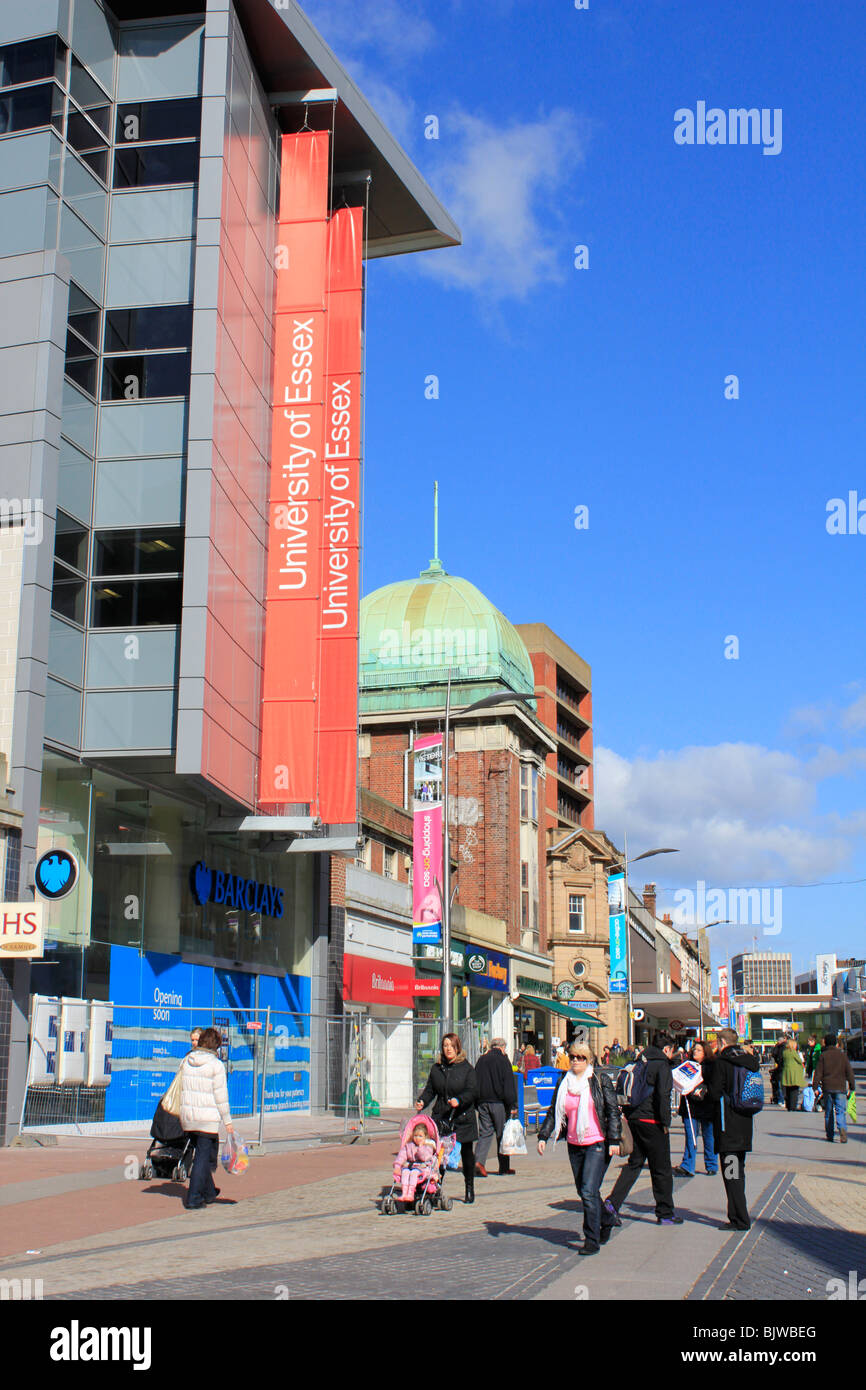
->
[657, 1216, 684, 1225]
[602, 1198, 622, 1227]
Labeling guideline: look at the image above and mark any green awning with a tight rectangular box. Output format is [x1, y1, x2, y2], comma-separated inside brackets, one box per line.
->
[516, 993, 603, 1026]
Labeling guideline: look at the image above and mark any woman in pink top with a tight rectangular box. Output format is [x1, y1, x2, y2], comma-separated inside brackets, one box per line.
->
[536, 1044, 622, 1255]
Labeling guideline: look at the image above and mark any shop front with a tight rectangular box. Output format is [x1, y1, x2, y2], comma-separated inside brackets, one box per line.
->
[512, 958, 556, 1060]
[464, 945, 510, 1041]
[342, 950, 418, 1111]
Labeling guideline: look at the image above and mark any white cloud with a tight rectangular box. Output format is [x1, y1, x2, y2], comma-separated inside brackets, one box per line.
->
[415, 108, 591, 300]
[299, 0, 437, 63]
[594, 741, 858, 887]
[840, 693, 866, 730]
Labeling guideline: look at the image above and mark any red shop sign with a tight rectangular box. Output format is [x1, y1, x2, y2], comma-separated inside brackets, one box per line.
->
[342, 954, 415, 1009]
[413, 979, 441, 996]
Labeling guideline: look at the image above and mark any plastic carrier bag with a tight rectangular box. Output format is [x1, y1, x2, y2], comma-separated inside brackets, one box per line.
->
[848, 1092, 858, 1124]
[500, 1118, 527, 1156]
[801, 1085, 815, 1113]
[220, 1133, 250, 1176]
[444, 1133, 462, 1171]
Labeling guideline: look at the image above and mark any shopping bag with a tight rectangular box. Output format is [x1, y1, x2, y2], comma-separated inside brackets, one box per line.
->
[500, 1118, 527, 1156]
[618, 1114, 634, 1157]
[161, 1069, 183, 1117]
[801, 1085, 815, 1113]
[444, 1133, 461, 1171]
[220, 1133, 250, 1176]
[848, 1092, 858, 1124]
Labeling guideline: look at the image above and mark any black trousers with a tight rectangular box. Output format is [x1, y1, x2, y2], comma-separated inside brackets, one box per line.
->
[770, 1067, 782, 1103]
[718, 1150, 750, 1228]
[784, 1086, 800, 1111]
[461, 1142, 475, 1179]
[603, 1119, 674, 1222]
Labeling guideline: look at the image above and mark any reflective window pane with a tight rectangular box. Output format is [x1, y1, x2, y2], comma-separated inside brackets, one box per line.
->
[71, 0, 116, 97]
[83, 690, 175, 751]
[116, 97, 200, 143]
[101, 352, 190, 401]
[94, 456, 184, 527]
[66, 105, 109, 155]
[52, 564, 86, 624]
[93, 528, 184, 577]
[86, 629, 178, 688]
[69, 54, 107, 111]
[105, 304, 193, 352]
[109, 186, 195, 243]
[0, 82, 58, 134]
[91, 578, 183, 627]
[116, 24, 204, 103]
[113, 141, 199, 189]
[46, 677, 82, 747]
[63, 151, 108, 236]
[68, 285, 100, 348]
[65, 351, 97, 396]
[54, 512, 89, 573]
[49, 616, 85, 687]
[61, 379, 97, 454]
[0, 38, 58, 89]
[57, 436, 94, 524]
[97, 400, 187, 458]
[106, 240, 194, 307]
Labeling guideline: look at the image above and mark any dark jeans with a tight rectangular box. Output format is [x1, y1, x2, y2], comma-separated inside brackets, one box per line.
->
[567, 1142, 608, 1246]
[603, 1119, 675, 1222]
[718, 1150, 749, 1228]
[186, 1132, 219, 1208]
[770, 1067, 782, 1103]
[784, 1086, 800, 1112]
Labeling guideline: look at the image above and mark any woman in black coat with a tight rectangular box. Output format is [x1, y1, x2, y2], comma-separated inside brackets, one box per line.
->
[416, 1032, 480, 1204]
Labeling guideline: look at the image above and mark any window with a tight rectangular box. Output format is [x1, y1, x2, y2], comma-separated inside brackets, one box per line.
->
[520, 764, 529, 818]
[0, 37, 65, 89]
[116, 98, 201, 143]
[355, 837, 369, 870]
[521, 862, 528, 889]
[51, 564, 86, 625]
[383, 847, 396, 880]
[105, 305, 193, 353]
[0, 82, 63, 135]
[101, 352, 190, 400]
[521, 889, 529, 930]
[65, 335, 97, 395]
[93, 528, 184, 577]
[65, 104, 109, 179]
[69, 55, 109, 116]
[68, 285, 101, 350]
[568, 893, 585, 934]
[91, 578, 183, 627]
[114, 141, 199, 188]
[531, 766, 538, 822]
[54, 512, 88, 573]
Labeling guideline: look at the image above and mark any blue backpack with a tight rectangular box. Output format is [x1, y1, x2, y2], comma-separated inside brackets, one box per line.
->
[730, 1065, 764, 1115]
[615, 1057, 653, 1110]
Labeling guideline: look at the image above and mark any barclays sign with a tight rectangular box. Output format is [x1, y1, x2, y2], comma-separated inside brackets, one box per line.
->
[189, 862, 284, 919]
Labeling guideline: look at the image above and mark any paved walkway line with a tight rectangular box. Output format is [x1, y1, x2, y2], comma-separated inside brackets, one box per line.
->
[686, 1172, 795, 1301]
[0, 1167, 128, 1207]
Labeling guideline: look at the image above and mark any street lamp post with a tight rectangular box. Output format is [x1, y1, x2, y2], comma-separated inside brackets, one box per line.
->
[676, 921, 732, 1038]
[622, 839, 679, 1046]
[439, 685, 536, 1044]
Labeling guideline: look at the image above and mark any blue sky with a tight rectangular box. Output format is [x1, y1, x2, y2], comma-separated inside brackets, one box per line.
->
[303, 0, 866, 983]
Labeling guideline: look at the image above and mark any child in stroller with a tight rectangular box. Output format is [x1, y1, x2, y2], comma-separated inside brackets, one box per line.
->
[381, 1114, 455, 1216]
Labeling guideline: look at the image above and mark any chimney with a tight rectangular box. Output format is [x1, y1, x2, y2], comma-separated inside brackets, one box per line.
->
[642, 883, 657, 918]
[661, 912, 673, 927]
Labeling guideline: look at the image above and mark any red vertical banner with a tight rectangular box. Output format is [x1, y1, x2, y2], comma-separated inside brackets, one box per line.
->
[317, 206, 364, 824]
[260, 132, 330, 808]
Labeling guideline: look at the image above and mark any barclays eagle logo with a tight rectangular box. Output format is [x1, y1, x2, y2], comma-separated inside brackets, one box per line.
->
[191, 862, 213, 906]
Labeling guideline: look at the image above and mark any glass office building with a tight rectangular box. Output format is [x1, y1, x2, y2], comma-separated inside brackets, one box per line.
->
[0, 0, 458, 1138]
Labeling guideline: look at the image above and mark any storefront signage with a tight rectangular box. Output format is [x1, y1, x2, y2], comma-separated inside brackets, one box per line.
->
[34, 849, 78, 901]
[555, 980, 577, 1000]
[413, 979, 441, 997]
[412, 734, 443, 933]
[465, 947, 509, 993]
[189, 861, 284, 918]
[0, 902, 45, 958]
[343, 954, 415, 1009]
[516, 974, 552, 998]
[416, 942, 465, 972]
[608, 871, 628, 995]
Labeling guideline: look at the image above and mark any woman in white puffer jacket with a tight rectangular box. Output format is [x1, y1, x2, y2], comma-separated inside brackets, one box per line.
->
[179, 1027, 234, 1209]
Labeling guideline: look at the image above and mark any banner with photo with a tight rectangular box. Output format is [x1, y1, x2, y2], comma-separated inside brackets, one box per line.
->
[608, 870, 628, 994]
[412, 734, 443, 943]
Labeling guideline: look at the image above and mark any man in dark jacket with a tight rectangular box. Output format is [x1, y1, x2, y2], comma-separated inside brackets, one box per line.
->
[708, 1027, 762, 1230]
[600, 1031, 682, 1236]
[474, 1038, 519, 1175]
[770, 1036, 788, 1105]
[813, 1033, 856, 1143]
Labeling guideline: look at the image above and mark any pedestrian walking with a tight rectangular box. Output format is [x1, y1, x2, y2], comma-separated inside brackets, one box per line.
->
[780, 1038, 805, 1111]
[813, 1033, 856, 1143]
[769, 1036, 787, 1105]
[672, 1039, 718, 1178]
[600, 1030, 682, 1237]
[522, 1042, 541, 1075]
[707, 1027, 762, 1231]
[554, 1044, 570, 1071]
[474, 1037, 519, 1176]
[178, 1026, 234, 1210]
[537, 1043, 622, 1256]
[803, 1035, 820, 1082]
[416, 1032, 480, 1204]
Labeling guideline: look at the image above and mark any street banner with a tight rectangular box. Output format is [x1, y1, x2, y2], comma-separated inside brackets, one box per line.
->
[260, 131, 330, 808]
[316, 205, 364, 824]
[412, 734, 443, 933]
[0, 901, 44, 958]
[737, 1006, 747, 1037]
[608, 871, 628, 994]
[718, 965, 729, 1020]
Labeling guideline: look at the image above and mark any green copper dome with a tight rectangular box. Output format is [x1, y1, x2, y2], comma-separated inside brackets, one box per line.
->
[360, 557, 535, 712]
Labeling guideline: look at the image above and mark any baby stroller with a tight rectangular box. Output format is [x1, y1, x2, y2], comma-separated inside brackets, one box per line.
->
[380, 1113, 455, 1216]
[138, 1095, 194, 1182]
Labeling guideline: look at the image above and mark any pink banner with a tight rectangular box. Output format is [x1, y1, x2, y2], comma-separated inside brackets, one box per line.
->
[412, 734, 443, 933]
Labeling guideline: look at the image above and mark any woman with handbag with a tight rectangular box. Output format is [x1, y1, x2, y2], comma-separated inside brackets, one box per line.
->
[672, 1040, 718, 1177]
[416, 1032, 480, 1204]
[536, 1043, 621, 1256]
[178, 1026, 235, 1210]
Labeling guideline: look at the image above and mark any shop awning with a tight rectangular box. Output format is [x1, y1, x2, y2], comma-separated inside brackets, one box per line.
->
[633, 993, 704, 1026]
[516, 993, 603, 1026]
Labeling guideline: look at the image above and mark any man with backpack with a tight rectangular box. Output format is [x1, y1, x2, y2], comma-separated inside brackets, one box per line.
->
[600, 1030, 682, 1239]
[707, 1027, 763, 1231]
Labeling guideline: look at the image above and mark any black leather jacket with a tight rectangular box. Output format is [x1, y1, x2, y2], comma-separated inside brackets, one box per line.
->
[538, 1069, 622, 1148]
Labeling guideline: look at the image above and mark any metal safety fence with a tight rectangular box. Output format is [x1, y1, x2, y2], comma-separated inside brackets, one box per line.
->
[18, 995, 483, 1138]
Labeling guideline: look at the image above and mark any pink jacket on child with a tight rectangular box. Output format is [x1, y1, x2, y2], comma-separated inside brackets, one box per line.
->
[393, 1140, 435, 1177]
